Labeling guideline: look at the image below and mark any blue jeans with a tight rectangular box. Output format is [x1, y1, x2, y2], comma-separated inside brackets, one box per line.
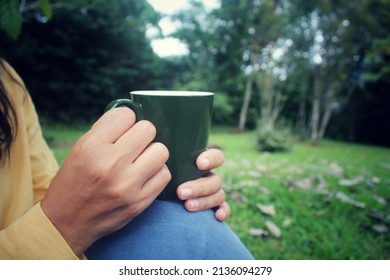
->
[85, 200, 254, 260]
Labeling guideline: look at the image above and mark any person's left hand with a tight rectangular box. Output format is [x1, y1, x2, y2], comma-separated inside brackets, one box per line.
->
[176, 149, 231, 221]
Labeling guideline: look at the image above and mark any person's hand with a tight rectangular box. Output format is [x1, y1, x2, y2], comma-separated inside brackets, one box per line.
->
[41, 108, 171, 256]
[176, 149, 231, 222]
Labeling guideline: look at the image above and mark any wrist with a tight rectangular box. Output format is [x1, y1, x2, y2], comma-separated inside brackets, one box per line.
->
[40, 197, 89, 256]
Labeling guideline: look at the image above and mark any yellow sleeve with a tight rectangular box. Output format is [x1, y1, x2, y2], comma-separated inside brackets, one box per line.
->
[0, 61, 85, 259]
[0, 203, 81, 259]
[24, 90, 59, 203]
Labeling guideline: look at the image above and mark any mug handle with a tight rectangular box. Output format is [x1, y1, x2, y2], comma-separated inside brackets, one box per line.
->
[105, 99, 144, 121]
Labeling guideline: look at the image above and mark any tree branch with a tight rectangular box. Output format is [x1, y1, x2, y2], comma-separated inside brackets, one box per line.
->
[20, 1, 86, 14]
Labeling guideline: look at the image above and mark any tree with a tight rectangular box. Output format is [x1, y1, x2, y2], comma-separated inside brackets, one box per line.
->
[0, 0, 163, 122]
[170, 0, 238, 125]
[237, 0, 286, 131]
[288, 0, 385, 145]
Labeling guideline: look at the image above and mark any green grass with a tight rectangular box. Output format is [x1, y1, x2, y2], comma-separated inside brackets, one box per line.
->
[210, 131, 390, 260]
[42, 123, 390, 259]
[42, 122, 89, 165]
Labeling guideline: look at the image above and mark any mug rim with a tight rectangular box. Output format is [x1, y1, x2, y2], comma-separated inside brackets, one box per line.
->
[130, 90, 214, 96]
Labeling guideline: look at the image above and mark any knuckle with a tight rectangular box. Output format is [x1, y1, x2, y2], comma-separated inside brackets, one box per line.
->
[72, 137, 115, 182]
[218, 150, 225, 164]
[126, 201, 144, 217]
[106, 186, 126, 202]
[112, 107, 136, 124]
[153, 142, 170, 161]
[138, 120, 156, 139]
[213, 149, 225, 166]
[219, 189, 226, 203]
[100, 107, 136, 131]
[71, 136, 96, 165]
[217, 174, 223, 185]
[88, 160, 112, 183]
[214, 174, 223, 189]
[160, 165, 172, 184]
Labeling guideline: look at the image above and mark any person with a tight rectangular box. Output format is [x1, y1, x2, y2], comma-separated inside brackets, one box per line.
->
[0, 59, 253, 260]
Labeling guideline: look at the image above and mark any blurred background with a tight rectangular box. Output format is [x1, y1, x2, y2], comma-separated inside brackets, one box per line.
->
[1, 0, 389, 259]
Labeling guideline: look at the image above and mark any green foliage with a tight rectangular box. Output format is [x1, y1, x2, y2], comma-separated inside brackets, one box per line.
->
[256, 124, 293, 153]
[0, 0, 163, 123]
[0, 0, 389, 146]
[0, 0, 52, 39]
[0, 0, 21, 39]
[40, 0, 53, 19]
[212, 93, 234, 125]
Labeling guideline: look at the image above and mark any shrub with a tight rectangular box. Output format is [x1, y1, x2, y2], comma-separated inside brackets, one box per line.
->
[212, 93, 234, 125]
[256, 123, 293, 152]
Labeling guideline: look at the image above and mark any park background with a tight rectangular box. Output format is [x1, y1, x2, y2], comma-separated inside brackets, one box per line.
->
[0, 0, 389, 259]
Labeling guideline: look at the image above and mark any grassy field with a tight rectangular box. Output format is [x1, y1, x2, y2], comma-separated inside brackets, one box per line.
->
[42, 123, 390, 260]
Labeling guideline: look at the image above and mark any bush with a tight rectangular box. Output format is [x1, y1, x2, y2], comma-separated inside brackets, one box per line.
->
[212, 93, 234, 125]
[256, 124, 293, 152]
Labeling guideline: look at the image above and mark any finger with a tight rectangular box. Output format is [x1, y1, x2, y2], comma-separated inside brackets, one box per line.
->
[177, 172, 222, 200]
[183, 188, 226, 213]
[115, 120, 157, 162]
[196, 149, 224, 170]
[90, 107, 136, 143]
[139, 164, 171, 201]
[214, 202, 231, 222]
[131, 142, 170, 186]
[121, 165, 171, 221]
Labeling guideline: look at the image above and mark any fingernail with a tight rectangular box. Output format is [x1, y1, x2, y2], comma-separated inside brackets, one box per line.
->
[202, 158, 210, 169]
[218, 210, 226, 221]
[181, 188, 192, 200]
[189, 200, 199, 209]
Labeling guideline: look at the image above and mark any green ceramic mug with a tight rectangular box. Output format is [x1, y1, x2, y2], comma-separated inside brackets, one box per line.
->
[106, 90, 214, 201]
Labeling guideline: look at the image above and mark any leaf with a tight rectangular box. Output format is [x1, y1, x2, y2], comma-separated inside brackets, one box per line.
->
[372, 194, 387, 205]
[265, 220, 281, 238]
[257, 185, 270, 195]
[316, 174, 327, 191]
[230, 191, 246, 204]
[257, 203, 276, 216]
[370, 177, 381, 184]
[335, 192, 366, 208]
[256, 163, 268, 172]
[248, 228, 268, 237]
[240, 159, 251, 167]
[328, 162, 344, 177]
[282, 218, 292, 227]
[379, 163, 390, 169]
[40, 0, 53, 19]
[338, 176, 364, 186]
[248, 170, 262, 178]
[0, 0, 22, 39]
[238, 180, 260, 188]
[368, 210, 390, 223]
[372, 224, 388, 234]
[367, 177, 381, 188]
[290, 177, 313, 190]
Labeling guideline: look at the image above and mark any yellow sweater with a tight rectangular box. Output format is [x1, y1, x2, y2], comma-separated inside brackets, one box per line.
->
[0, 61, 80, 259]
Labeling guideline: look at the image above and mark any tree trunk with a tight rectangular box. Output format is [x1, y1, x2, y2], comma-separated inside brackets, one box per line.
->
[258, 72, 275, 130]
[310, 69, 322, 145]
[296, 97, 307, 138]
[318, 103, 333, 140]
[271, 89, 285, 127]
[295, 70, 308, 139]
[238, 73, 254, 131]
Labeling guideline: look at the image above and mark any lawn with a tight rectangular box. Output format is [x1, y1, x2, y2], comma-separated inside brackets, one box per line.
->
[42, 123, 390, 260]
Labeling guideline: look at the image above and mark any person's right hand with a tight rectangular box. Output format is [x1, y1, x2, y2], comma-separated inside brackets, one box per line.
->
[41, 107, 171, 256]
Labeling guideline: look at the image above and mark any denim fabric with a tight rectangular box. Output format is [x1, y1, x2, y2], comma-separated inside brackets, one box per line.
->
[85, 200, 254, 260]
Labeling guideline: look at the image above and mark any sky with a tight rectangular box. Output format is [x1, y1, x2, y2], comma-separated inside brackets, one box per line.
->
[146, 0, 220, 57]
